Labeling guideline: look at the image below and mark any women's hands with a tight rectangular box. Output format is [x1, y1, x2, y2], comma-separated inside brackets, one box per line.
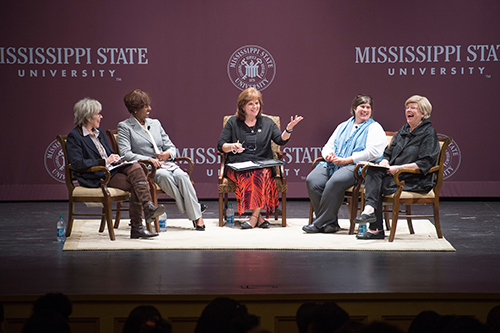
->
[106, 154, 121, 165]
[325, 152, 336, 162]
[379, 159, 390, 168]
[287, 115, 304, 131]
[331, 156, 348, 166]
[149, 157, 162, 168]
[387, 165, 400, 175]
[155, 151, 170, 162]
[231, 142, 245, 154]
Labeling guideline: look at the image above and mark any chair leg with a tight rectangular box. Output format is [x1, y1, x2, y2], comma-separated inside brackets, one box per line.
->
[218, 192, 224, 227]
[433, 201, 443, 238]
[99, 206, 106, 233]
[348, 196, 357, 235]
[153, 215, 160, 233]
[384, 206, 391, 231]
[104, 202, 116, 241]
[281, 192, 286, 227]
[406, 205, 414, 234]
[66, 200, 75, 237]
[308, 202, 314, 224]
[114, 202, 122, 229]
[388, 202, 400, 242]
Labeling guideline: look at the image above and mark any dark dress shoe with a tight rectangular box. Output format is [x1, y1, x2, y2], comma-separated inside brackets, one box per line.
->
[241, 221, 253, 229]
[192, 220, 206, 230]
[257, 220, 270, 228]
[143, 202, 166, 223]
[356, 230, 385, 240]
[324, 224, 341, 233]
[302, 224, 323, 233]
[200, 203, 208, 213]
[131, 225, 159, 239]
[354, 213, 376, 223]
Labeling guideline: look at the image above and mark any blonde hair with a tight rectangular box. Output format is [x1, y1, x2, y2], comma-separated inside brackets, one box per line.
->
[405, 95, 432, 119]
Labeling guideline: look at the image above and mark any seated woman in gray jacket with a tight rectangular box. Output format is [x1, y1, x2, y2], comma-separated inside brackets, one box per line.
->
[117, 89, 206, 231]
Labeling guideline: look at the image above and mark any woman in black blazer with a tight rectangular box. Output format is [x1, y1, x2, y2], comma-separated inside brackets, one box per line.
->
[66, 98, 165, 239]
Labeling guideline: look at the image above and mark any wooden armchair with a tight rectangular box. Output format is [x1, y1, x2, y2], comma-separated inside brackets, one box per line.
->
[361, 135, 452, 242]
[307, 132, 395, 234]
[217, 115, 287, 227]
[106, 129, 195, 231]
[57, 135, 132, 241]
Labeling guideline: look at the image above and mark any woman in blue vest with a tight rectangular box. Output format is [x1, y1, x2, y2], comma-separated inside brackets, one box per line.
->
[303, 95, 387, 233]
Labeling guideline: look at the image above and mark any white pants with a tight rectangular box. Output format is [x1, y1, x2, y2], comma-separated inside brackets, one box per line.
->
[154, 168, 201, 221]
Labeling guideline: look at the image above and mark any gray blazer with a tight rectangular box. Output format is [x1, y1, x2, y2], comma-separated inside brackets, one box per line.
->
[117, 116, 177, 162]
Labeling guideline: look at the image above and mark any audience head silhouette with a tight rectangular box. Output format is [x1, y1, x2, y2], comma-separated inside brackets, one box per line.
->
[195, 297, 249, 333]
[123, 305, 171, 333]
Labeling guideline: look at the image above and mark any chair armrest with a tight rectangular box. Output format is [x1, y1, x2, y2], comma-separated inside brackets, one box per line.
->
[311, 157, 325, 169]
[217, 152, 226, 183]
[353, 163, 365, 183]
[392, 165, 439, 186]
[138, 159, 157, 178]
[174, 156, 194, 175]
[69, 165, 112, 186]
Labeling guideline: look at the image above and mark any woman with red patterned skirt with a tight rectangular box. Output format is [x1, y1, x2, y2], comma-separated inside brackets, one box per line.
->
[217, 88, 303, 229]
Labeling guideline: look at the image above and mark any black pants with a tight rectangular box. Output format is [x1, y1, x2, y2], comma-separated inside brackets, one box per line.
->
[364, 167, 394, 230]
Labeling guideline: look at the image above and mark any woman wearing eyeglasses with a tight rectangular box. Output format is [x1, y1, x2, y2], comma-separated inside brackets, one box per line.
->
[303, 94, 387, 234]
[217, 87, 303, 229]
[354, 95, 440, 240]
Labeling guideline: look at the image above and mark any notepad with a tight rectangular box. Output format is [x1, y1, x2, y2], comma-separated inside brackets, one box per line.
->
[227, 159, 288, 171]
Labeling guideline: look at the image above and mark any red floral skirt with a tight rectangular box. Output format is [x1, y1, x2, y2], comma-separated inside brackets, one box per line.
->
[227, 167, 279, 217]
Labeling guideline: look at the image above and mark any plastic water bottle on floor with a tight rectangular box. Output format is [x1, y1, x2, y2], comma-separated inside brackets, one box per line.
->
[159, 212, 167, 232]
[358, 222, 368, 236]
[226, 203, 234, 228]
[57, 214, 66, 242]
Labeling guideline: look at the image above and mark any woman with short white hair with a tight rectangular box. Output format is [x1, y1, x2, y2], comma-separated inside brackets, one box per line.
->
[355, 95, 440, 240]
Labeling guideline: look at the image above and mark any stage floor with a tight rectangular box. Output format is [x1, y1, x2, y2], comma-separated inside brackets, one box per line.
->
[0, 199, 499, 296]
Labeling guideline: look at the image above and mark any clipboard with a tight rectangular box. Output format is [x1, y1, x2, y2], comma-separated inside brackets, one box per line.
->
[227, 159, 288, 171]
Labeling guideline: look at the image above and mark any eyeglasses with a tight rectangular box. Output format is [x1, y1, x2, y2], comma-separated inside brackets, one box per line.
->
[405, 106, 418, 111]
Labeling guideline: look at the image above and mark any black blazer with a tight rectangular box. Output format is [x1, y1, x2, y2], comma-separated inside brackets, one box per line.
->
[66, 126, 117, 188]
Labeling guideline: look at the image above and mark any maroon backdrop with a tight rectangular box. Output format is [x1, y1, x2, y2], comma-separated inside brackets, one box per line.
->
[1, 0, 499, 200]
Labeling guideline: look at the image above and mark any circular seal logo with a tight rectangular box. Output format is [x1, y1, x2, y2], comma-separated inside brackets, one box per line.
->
[44, 139, 66, 183]
[227, 45, 276, 91]
[439, 134, 461, 180]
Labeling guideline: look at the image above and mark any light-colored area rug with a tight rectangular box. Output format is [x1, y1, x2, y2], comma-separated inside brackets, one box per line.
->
[63, 218, 455, 252]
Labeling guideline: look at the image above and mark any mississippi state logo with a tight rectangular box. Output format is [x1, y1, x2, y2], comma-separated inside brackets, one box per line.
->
[44, 139, 65, 183]
[227, 45, 276, 91]
[440, 134, 461, 180]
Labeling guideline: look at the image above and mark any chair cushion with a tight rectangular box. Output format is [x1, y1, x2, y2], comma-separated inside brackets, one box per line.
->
[384, 189, 435, 200]
[73, 186, 130, 197]
[218, 178, 237, 193]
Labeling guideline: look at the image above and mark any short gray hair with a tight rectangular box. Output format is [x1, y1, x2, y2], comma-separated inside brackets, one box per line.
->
[73, 98, 102, 127]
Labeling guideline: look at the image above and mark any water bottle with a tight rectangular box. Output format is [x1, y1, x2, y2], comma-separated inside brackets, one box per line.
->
[226, 203, 235, 228]
[358, 222, 368, 236]
[159, 212, 167, 232]
[57, 214, 66, 242]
